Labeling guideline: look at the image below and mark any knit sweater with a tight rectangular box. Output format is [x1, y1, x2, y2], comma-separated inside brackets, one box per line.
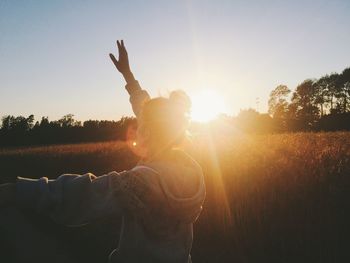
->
[16, 81, 206, 263]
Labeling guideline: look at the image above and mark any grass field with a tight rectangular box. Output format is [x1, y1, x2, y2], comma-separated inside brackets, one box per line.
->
[0, 131, 349, 262]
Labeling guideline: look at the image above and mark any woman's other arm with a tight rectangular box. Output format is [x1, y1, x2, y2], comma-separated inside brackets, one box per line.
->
[8, 168, 153, 227]
[13, 172, 131, 226]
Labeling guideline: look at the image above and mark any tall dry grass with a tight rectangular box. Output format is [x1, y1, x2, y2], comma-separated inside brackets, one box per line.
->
[0, 132, 349, 262]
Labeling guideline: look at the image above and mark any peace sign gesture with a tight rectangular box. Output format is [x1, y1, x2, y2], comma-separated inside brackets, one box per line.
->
[109, 40, 135, 83]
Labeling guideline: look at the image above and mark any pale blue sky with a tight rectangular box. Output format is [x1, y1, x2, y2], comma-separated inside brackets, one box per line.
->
[1, 0, 349, 121]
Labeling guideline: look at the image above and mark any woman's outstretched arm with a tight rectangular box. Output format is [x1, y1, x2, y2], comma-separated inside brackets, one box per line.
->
[109, 40, 150, 117]
[0, 168, 155, 227]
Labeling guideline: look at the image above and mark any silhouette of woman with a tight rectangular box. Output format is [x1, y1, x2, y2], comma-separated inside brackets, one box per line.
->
[0, 40, 205, 263]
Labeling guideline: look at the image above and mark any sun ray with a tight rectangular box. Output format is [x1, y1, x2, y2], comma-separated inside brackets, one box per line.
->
[190, 89, 228, 122]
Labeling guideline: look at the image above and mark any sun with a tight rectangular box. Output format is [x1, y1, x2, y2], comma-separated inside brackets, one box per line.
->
[190, 89, 227, 122]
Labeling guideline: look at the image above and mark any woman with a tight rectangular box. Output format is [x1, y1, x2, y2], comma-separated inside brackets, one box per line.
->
[0, 40, 205, 263]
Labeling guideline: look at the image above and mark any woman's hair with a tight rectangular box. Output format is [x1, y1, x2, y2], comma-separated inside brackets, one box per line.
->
[139, 90, 191, 151]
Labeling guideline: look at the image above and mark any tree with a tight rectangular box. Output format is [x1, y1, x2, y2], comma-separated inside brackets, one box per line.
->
[290, 79, 319, 129]
[0, 114, 137, 146]
[1, 114, 34, 132]
[235, 109, 274, 133]
[336, 67, 350, 113]
[57, 114, 81, 128]
[268, 85, 291, 130]
[27, 114, 35, 130]
[1, 115, 14, 131]
[39, 116, 50, 128]
[83, 120, 99, 129]
[313, 76, 330, 117]
[324, 73, 339, 113]
[268, 85, 291, 118]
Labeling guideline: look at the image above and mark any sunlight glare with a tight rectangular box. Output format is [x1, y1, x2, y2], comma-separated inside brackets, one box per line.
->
[190, 90, 227, 122]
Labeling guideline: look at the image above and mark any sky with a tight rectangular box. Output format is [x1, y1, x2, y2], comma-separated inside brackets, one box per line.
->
[1, 0, 350, 122]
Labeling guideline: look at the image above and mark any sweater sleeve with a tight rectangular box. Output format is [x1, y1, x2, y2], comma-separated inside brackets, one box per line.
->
[125, 80, 150, 117]
[15, 169, 152, 226]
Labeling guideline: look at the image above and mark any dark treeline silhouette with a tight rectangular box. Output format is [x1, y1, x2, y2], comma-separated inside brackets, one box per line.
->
[1, 67, 349, 147]
[0, 114, 136, 147]
[192, 67, 350, 134]
[268, 66, 350, 132]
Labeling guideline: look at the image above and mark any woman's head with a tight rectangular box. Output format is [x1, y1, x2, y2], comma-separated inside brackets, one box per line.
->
[137, 90, 191, 157]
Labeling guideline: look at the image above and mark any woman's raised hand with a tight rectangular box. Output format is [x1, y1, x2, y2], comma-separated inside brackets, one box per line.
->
[109, 40, 135, 83]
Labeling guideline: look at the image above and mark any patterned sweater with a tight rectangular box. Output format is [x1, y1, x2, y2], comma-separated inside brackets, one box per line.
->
[15, 80, 206, 263]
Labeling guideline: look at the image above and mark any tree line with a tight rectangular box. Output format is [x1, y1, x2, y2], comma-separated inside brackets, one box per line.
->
[267, 66, 350, 132]
[1, 66, 349, 146]
[0, 114, 136, 147]
[193, 66, 350, 134]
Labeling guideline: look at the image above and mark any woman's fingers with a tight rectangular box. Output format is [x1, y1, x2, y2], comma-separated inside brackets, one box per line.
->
[117, 40, 122, 59]
[109, 53, 119, 68]
[110, 40, 130, 74]
[120, 40, 127, 54]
